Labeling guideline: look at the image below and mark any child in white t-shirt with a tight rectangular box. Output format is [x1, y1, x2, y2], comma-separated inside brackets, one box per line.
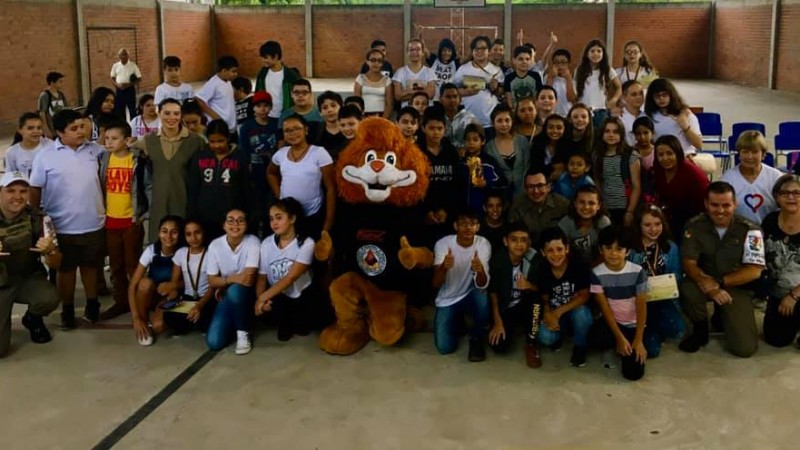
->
[128, 215, 183, 347]
[154, 56, 195, 105]
[574, 39, 621, 129]
[545, 49, 576, 117]
[162, 219, 216, 335]
[644, 78, 702, 157]
[205, 208, 261, 355]
[195, 56, 239, 131]
[256, 198, 326, 341]
[5, 112, 51, 176]
[433, 209, 492, 362]
[129, 94, 161, 138]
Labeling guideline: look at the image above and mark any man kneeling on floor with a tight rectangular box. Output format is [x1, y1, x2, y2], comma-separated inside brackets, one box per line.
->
[0, 172, 60, 357]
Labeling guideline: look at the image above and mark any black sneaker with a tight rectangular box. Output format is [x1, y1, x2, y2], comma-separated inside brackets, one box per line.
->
[550, 339, 563, 352]
[570, 345, 587, 368]
[679, 320, 709, 353]
[22, 312, 52, 344]
[277, 326, 293, 342]
[83, 300, 100, 324]
[468, 339, 486, 362]
[60, 308, 76, 330]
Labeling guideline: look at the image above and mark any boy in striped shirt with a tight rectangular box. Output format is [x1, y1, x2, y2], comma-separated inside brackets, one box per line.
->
[590, 226, 648, 381]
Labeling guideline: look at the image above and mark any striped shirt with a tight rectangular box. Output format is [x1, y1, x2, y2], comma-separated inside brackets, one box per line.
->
[601, 154, 627, 210]
[590, 261, 647, 327]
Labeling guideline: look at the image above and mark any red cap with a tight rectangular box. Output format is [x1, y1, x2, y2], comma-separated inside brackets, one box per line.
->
[252, 90, 272, 105]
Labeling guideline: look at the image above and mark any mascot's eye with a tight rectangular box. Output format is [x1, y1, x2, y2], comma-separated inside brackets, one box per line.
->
[365, 150, 378, 163]
[385, 152, 397, 166]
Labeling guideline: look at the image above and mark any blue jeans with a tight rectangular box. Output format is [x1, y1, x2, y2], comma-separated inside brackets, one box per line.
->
[206, 284, 254, 351]
[538, 305, 593, 348]
[644, 300, 686, 358]
[434, 290, 490, 354]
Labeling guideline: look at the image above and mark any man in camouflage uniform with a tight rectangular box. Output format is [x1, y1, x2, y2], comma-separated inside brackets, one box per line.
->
[680, 181, 764, 357]
[0, 171, 59, 357]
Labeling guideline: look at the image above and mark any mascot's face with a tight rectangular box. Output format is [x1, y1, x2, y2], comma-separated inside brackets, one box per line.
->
[336, 117, 430, 207]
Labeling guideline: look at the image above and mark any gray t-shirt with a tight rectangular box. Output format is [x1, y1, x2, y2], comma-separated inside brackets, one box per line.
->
[558, 215, 612, 265]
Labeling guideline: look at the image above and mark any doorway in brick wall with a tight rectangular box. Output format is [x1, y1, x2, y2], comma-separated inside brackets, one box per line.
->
[86, 26, 138, 93]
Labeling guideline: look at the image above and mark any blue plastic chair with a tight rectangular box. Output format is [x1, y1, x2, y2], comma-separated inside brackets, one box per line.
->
[730, 122, 766, 143]
[778, 121, 800, 137]
[695, 112, 728, 168]
[697, 113, 723, 145]
[775, 133, 800, 170]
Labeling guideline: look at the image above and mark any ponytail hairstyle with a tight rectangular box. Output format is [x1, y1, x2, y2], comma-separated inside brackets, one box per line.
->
[13, 112, 41, 145]
[270, 197, 309, 246]
[136, 94, 155, 118]
[153, 215, 185, 254]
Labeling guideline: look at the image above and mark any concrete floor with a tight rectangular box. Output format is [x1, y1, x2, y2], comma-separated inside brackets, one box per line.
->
[2, 79, 800, 449]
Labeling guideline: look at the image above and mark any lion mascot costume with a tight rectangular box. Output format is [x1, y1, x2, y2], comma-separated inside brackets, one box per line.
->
[315, 117, 432, 355]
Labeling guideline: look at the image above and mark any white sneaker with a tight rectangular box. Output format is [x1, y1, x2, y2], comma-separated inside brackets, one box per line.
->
[138, 332, 154, 347]
[235, 331, 251, 355]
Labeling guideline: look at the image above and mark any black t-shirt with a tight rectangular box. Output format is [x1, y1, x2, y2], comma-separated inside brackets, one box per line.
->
[316, 129, 348, 161]
[536, 258, 590, 309]
[762, 211, 800, 298]
[235, 97, 253, 126]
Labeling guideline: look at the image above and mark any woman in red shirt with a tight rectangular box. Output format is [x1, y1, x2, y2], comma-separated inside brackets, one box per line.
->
[653, 134, 709, 240]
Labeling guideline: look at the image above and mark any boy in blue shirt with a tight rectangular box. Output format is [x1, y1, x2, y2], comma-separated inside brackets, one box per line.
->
[238, 91, 278, 237]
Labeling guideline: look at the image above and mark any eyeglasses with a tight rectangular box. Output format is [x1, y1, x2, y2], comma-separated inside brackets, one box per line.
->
[225, 218, 246, 225]
[525, 183, 549, 191]
[292, 90, 311, 96]
[653, 92, 670, 100]
[778, 190, 800, 198]
[368, 58, 384, 63]
[283, 127, 304, 134]
[625, 50, 641, 55]
[474, 46, 489, 51]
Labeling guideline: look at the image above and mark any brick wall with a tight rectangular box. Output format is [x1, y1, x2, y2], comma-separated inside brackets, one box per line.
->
[313, 6, 403, 78]
[713, 0, 772, 87]
[4, 1, 800, 132]
[0, 0, 78, 126]
[511, 4, 606, 67]
[616, 3, 711, 78]
[775, 0, 800, 92]
[214, 6, 306, 80]
[163, 2, 214, 83]
[82, 0, 161, 95]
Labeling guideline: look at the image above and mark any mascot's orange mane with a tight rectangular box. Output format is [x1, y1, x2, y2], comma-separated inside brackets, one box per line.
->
[335, 117, 430, 207]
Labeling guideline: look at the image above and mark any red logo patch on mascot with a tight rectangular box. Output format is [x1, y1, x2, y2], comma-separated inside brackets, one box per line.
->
[315, 117, 433, 355]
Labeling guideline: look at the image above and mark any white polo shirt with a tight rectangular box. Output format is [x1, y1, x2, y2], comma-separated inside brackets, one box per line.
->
[110, 60, 142, 85]
[29, 139, 105, 234]
[195, 74, 237, 130]
[206, 234, 261, 277]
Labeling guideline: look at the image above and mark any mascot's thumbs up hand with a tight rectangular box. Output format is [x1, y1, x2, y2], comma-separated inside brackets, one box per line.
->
[315, 230, 334, 262]
[398, 236, 434, 270]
